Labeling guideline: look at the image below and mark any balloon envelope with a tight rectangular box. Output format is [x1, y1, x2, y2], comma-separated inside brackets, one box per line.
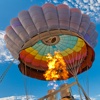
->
[4, 3, 98, 80]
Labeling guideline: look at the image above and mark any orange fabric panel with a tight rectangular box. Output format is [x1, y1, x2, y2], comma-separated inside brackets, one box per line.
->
[31, 59, 41, 68]
[24, 54, 34, 64]
[19, 50, 29, 60]
[40, 61, 48, 69]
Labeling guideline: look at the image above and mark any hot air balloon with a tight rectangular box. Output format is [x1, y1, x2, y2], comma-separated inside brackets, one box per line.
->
[4, 3, 98, 81]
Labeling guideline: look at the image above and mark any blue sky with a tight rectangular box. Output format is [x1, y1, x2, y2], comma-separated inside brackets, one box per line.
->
[0, 0, 100, 100]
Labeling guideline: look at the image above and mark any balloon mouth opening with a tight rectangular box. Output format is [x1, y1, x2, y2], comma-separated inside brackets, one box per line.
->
[42, 36, 60, 46]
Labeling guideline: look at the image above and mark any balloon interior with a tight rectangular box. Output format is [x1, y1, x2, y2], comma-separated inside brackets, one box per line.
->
[4, 3, 98, 81]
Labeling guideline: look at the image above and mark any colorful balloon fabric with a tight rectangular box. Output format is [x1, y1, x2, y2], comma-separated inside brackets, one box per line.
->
[4, 3, 98, 80]
[19, 35, 87, 71]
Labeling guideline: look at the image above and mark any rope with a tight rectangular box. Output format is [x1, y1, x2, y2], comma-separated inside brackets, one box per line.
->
[22, 63, 29, 100]
[23, 77, 29, 100]
[86, 67, 89, 97]
[74, 75, 91, 100]
[69, 88, 75, 100]
[78, 82, 91, 100]
[0, 59, 15, 83]
[65, 30, 90, 100]
[74, 76, 83, 100]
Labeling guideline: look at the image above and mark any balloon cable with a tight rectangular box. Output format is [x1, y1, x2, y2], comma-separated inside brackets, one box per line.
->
[74, 75, 83, 100]
[86, 67, 89, 97]
[74, 75, 91, 100]
[0, 59, 15, 83]
[23, 63, 29, 100]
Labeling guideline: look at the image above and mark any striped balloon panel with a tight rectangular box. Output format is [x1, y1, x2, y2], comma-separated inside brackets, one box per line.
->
[19, 35, 87, 70]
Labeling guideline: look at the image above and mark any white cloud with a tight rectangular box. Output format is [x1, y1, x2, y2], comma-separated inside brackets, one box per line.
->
[73, 94, 80, 99]
[83, 0, 89, 3]
[97, 0, 100, 3]
[90, 97, 96, 100]
[49, 0, 100, 23]
[48, 81, 58, 89]
[0, 31, 14, 63]
[73, 94, 97, 100]
[0, 95, 37, 100]
[45, 0, 52, 3]
[53, 0, 58, 3]
[63, 1, 68, 5]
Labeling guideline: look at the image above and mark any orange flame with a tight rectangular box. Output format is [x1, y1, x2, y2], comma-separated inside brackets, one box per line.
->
[44, 51, 69, 80]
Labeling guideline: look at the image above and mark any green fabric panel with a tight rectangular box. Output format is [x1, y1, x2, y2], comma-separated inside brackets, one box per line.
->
[43, 46, 50, 55]
[55, 45, 62, 51]
[35, 44, 44, 51]
[71, 36, 78, 41]
[67, 44, 74, 48]
[59, 35, 78, 49]
[38, 45, 47, 55]
[57, 40, 75, 49]
[50, 46, 54, 55]
[32, 41, 43, 49]
[67, 41, 77, 45]
[31, 35, 79, 56]
[53, 46, 58, 51]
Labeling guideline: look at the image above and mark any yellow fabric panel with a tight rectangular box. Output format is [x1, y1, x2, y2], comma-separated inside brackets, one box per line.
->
[61, 51, 68, 56]
[78, 38, 83, 42]
[42, 56, 47, 61]
[65, 48, 73, 54]
[65, 48, 70, 52]
[30, 50, 38, 56]
[76, 38, 85, 47]
[78, 41, 85, 47]
[35, 54, 43, 60]
[25, 47, 34, 52]
[76, 41, 83, 47]
[67, 49, 73, 54]
[81, 41, 85, 47]
[73, 46, 81, 52]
